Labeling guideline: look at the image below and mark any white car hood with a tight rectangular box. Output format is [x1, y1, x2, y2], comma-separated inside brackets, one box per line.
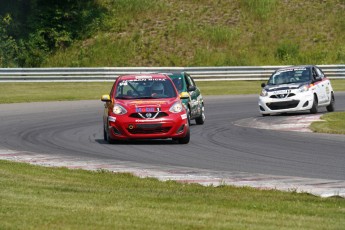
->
[264, 82, 307, 91]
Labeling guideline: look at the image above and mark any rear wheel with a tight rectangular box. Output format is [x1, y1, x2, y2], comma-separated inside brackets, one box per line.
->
[310, 95, 318, 114]
[326, 92, 335, 112]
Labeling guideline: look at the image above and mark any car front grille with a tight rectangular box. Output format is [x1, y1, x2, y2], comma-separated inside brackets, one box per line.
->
[270, 93, 296, 99]
[129, 112, 169, 119]
[127, 124, 171, 134]
[266, 100, 299, 110]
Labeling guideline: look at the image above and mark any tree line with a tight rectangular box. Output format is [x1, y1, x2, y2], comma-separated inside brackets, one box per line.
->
[0, 0, 105, 67]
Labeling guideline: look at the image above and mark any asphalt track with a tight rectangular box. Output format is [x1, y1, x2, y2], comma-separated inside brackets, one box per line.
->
[1, 93, 345, 197]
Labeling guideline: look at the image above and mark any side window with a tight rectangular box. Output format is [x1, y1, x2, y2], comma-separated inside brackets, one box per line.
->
[312, 68, 318, 80]
[314, 67, 324, 79]
[186, 74, 195, 87]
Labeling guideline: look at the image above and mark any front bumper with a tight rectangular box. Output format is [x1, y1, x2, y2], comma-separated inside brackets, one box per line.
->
[107, 113, 189, 140]
[258, 91, 314, 115]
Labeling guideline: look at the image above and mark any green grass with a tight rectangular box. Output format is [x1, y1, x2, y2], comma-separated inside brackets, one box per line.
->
[40, 0, 345, 67]
[1, 160, 344, 230]
[310, 112, 345, 134]
[0, 82, 113, 103]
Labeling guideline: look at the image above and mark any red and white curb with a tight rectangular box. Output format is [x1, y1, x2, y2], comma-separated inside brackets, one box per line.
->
[1, 148, 344, 198]
[234, 114, 322, 132]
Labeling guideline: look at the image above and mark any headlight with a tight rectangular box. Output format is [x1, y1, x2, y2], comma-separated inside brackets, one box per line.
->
[113, 104, 127, 115]
[299, 84, 309, 93]
[169, 102, 183, 113]
[260, 89, 268, 97]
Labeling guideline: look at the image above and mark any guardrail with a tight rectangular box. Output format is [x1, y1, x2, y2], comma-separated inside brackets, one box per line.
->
[1, 65, 345, 82]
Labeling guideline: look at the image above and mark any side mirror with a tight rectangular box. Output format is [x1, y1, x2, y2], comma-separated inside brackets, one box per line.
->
[179, 92, 190, 100]
[313, 76, 322, 83]
[188, 85, 196, 91]
[261, 83, 266, 88]
[101, 94, 111, 102]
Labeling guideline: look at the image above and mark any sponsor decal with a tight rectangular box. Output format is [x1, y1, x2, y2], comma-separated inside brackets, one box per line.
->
[130, 101, 166, 105]
[109, 116, 116, 122]
[181, 114, 187, 120]
[277, 67, 307, 73]
[135, 75, 152, 80]
[135, 107, 156, 113]
[135, 119, 165, 122]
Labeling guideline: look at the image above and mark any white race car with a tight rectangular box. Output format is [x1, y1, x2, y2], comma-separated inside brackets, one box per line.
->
[258, 65, 335, 116]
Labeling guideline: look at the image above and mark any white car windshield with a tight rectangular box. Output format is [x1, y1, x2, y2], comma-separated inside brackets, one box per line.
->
[268, 68, 311, 85]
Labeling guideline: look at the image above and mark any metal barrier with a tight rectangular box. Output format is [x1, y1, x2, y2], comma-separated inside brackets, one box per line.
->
[1, 65, 345, 82]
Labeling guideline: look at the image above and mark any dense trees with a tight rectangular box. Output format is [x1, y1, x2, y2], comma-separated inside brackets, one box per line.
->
[0, 0, 105, 67]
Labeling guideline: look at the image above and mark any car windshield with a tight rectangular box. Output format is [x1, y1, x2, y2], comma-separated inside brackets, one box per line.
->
[115, 78, 177, 99]
[267, 68, 311, 85]
[170, 75, 186, 93]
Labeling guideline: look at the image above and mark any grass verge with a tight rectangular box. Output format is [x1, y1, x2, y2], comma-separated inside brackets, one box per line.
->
[1, 160, 345, 229]
[310, 112, 345, 134]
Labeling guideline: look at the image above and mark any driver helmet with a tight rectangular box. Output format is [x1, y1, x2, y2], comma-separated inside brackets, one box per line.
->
[152, 82, 164, 95]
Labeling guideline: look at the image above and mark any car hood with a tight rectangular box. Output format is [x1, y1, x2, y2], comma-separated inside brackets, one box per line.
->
[264, 82, 309, 91]
[117, 98, 178, 110]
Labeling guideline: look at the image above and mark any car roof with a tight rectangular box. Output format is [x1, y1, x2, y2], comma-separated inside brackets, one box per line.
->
[156, 72, 186, 77]
[274, 65, 315, 73]
[277, 65, 314, 71]
[117, 74, 170, 80]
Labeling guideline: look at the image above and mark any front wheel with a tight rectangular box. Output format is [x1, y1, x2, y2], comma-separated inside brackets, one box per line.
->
[103, 126, 108, 142]
[175, 129, 190, 144]
[195, 105, 205, 125]
[105, 122, 117, 144]
[326, 92, 335, 112]
[310, 95, 318, 114]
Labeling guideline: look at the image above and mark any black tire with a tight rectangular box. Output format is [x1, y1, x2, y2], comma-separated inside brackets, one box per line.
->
[186, 107, 191, 126]
[103, 126, 108, 141]
[107, 131, 117, 144]
[310, 95, 318, 114]
[326, 92, 335, 112]
[105, 121, 117, 144]
[177, 129, 190, 144]
[195, 105, 205, 125]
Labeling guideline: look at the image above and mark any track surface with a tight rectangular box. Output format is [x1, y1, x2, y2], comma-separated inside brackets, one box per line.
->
[1, 93, 345, 196]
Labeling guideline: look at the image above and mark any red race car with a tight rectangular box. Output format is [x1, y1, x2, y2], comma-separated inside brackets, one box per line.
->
[101, 74, 190, 144]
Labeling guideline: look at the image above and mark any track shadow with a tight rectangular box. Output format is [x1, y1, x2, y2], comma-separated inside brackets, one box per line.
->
[95, 138, 179, 145]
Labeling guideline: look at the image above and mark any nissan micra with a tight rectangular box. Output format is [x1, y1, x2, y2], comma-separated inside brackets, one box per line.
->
[101, 74, 190, 144]
[259, 65, 335, 116]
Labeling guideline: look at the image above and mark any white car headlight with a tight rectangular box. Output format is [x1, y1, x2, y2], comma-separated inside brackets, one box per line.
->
[299, 84, 309, 93]
[169, 102, 183, 113]
[113, 104, 127, 115]
[260, 89, 268, 97]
